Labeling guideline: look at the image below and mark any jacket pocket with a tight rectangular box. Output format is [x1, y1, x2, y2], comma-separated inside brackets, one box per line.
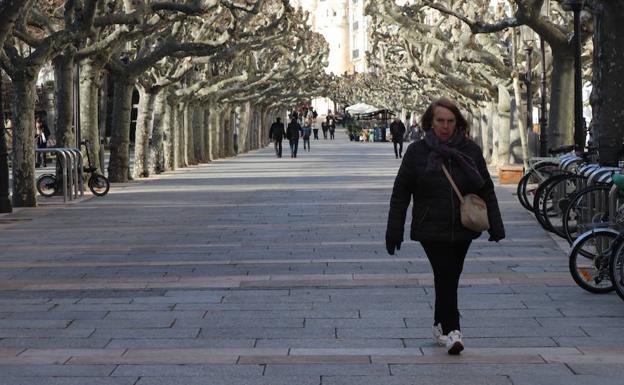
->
[414, 206, 430, 228]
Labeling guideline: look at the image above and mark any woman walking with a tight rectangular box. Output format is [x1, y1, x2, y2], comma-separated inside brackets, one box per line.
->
[385, 98, 505, 355]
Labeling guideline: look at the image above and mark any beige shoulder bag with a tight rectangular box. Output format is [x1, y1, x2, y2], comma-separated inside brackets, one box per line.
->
[441, 164, 490, 232]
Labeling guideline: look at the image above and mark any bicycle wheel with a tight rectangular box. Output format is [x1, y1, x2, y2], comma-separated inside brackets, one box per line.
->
[562, 185, 611, 244]
[610, 239, 624, 301]
[532, 174, 568, 231]
[541, 175, 586, 237]
[569, 228, 617, 293]
[88, 174, 110, 196]
[36, 174, 57, 197]
[516, 162, 559, 211]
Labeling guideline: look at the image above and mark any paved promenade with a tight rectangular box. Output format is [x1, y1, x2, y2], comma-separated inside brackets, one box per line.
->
[1, 130, 623, 385]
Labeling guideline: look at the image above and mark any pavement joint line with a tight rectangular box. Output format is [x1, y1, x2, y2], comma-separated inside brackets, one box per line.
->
[0, 272, 575, 291]
[0, 256, 567, 270]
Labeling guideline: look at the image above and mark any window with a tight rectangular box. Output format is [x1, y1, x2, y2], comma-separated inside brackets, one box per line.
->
[352, 49, 360, 59]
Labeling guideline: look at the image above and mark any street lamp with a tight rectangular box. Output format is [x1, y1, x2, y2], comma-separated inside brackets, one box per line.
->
[539, 0, 551, 157]
[521, 27, 534, 149]
[539, 36, 548, 157]
[562, 0, 585, 152]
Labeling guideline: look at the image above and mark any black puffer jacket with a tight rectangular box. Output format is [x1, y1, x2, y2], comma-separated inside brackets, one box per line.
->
[386, 139, 505, 243]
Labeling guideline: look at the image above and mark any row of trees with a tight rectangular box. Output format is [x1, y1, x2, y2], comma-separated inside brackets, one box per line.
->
[327, 0, 622, 169]
[1, 0, 329, 208]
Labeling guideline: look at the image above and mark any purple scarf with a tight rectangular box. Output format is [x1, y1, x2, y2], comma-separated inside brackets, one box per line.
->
[424, 129, 484, 188]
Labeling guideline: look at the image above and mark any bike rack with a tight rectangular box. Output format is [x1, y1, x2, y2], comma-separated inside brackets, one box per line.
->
[35, 148, 84, 202]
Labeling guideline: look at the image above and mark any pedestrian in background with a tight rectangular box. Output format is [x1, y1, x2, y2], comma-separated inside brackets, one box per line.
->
[302, 118, 312, 152]
[389, 117, 406, 159]
[385, 97, 505, 355]
[286, 115, 301, 158]
[268, 117, 286, 158]
[327, 113, 336, 140]
[410, 120, 424, 142]
[35, 118, 47, 167]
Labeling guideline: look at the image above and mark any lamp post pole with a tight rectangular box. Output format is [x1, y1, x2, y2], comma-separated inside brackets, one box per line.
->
[524, 44, 534, 141]
[564, 0, 585, 151]
[0, 70, 12, 213]
[539, 36, 548, 157]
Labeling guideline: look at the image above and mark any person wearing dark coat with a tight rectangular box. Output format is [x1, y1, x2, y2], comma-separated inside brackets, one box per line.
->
[389, 117, 407, 158]
[286, 117, 301, 158]
[385, 98, 505, 355]
[268, 117, 286, 158]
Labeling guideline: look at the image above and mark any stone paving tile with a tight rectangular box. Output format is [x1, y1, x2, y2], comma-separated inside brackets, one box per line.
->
[111, 364, 263, 377]
[174, 317, 304, 328]
[90, 328, 199, 339]
[0, 320, 71, 328]
[389, 363, 573, 376]
[305, 318, 406, 328]
[202, 309, 359, 319]
[256, 338, 404, 348]
[135, 376, 320, 385]
[404, 337, 558, 348]
[566, 363, 624, 375]
[239, 355, 370, 364]
[0, 378, 137, 385]
[508, 375, 624, 385]
[0, 329, 94, 338]
[198, 327, 336, 339]
[322, 375, 512, 385]
[105, 338, 255, 349]
[0, 364, 116, 376]
[263, 363, 389, 376]
[2, 311, 108, 320]
[0, 338, 111, 349]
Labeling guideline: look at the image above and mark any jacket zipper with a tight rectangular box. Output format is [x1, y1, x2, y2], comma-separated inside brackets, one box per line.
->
[449, 159, 455, 242]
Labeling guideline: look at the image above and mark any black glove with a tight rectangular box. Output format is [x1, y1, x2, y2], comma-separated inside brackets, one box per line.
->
[386, 239, 402, 255]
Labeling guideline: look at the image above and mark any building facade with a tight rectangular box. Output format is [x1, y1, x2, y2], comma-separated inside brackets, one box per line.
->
[290, 0, 368, 75]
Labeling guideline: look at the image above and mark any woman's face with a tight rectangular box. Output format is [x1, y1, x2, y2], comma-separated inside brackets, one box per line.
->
[431, 106, 457, 142]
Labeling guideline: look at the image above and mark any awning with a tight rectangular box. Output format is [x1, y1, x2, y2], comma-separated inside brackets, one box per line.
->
[345, 103, 380, 115]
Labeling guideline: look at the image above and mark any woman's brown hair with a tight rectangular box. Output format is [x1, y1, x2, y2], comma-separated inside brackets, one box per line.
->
[421, 97, 469, 134]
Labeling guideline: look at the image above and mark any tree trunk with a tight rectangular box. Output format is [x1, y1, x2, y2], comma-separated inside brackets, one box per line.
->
[133, 86, 155, 178]
[203, 107, 211, 162]
[163, 97, 174, 170]
[191, 105, 203, 163]
[223, 106, 232, 158]
[592, 0, 624, 165]
[52, 52, 75, 148]
[108, 76, 135, 183]
[150, 91, 166, 174]
[548, 51, 575, 149]
[183, 103, 194, 165]
[209, 105, 219, 161]
[480, 103, 491, 163]
[173, 101, 184, 169]
[497, 85, 511, 166]
[11, 74, 37, 207]
[79, 58, 103, 171]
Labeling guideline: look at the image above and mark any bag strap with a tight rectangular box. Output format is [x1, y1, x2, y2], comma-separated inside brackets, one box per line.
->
[441, 164, 465, 204]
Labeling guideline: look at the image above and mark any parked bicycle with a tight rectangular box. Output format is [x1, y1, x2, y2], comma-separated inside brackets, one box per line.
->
[36, 140, 109, 197]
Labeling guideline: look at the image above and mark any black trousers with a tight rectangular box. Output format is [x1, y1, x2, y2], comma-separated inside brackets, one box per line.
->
[393, 140, 404, 158]
[313, 129, 319, 139]
[421, 240, 471, 334]
[273, 140, 282, 157]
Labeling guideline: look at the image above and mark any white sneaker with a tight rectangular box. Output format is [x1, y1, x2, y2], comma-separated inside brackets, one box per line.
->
[432, 323, 447, 346]
[446, 330, 464, 355]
